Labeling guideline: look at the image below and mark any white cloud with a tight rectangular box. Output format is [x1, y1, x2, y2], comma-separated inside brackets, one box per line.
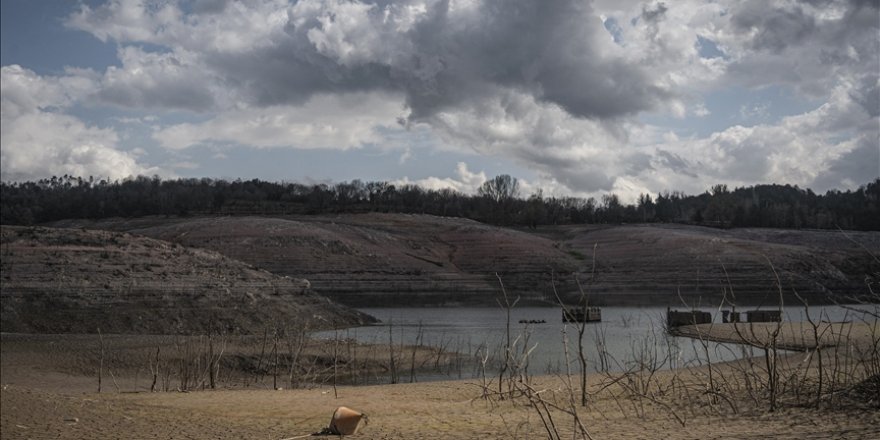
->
[424, 89, 626, 192]
[1, 111, 158, 181]
[66, 0, 290, 52]
[636, 80, 879, 195]
[4, 0, 874, 195]
[169, 161, 200, 170]
[692, 103, 710, 117]
[391, 162, 487, 194]
[96, 46, 218, 111]
[738, 101, 771, 122]
[1, 65, 158, 181]
[153, 92, 407, 150]
[299, 0, 386, 67]
[0, 65, 98, 118]
[66, 0, 182, 44]
[65, 0, 669, 119]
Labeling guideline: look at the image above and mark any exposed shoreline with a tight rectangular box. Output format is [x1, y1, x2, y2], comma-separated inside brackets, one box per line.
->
[3, 319, 878, 439]
[669, 321, 880, 352]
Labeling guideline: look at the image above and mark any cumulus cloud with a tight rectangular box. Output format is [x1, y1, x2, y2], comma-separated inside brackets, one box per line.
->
[391, 161, 487, 194]
[637, 79, 880, 195]
[1, 65, 158, 181]
[425, 89, 623, 191]
[10, 0, 872, 195]
[97, 46, 218, 111]
[1, 110, 160, 181]
[153, 91, 407, 149]
[67, 0, 289, 51]
[66, 0, 669, 120]
[721, 0, 879, 96]
[1, 65, 99, 117]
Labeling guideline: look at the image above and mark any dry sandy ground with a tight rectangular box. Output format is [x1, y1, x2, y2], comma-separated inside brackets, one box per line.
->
[3, 337, 879, 440]
[3, 378, 878, 440]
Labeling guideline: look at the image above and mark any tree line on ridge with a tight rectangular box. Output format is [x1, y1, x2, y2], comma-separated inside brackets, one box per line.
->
[1, 175, 877, 231]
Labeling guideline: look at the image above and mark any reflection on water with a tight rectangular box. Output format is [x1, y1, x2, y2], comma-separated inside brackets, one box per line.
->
[316, 305, 873, 383]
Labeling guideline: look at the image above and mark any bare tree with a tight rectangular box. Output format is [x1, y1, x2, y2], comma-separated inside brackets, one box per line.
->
[478, 175, 520, 203]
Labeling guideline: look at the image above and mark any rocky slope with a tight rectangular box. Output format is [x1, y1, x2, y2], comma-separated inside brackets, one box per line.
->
[49, 214, 879, 307]
[0, 226, 374, 334]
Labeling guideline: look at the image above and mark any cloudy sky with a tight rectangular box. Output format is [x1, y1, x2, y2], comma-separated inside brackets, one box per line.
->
[1, 0, 878, 201]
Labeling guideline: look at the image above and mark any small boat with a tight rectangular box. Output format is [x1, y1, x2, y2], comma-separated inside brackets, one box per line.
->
[518, 319, 547, 324]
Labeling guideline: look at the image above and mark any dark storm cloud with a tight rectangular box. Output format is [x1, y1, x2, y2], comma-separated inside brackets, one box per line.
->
[725, 0, 878, 96]
[54, 0, 878, 196]
[640, 2, 668, 23]
[190, 0, 230, 14]
[850, 75, 880, 118]
[206, 44, 395, 107]
[414, 0, 662, 120]
[198, 0, 667, 122]
[732, 1, 817, 53]
[734, 0, 879, 62]
[64, 0, 674, 127]
[730, 0, 878, 56]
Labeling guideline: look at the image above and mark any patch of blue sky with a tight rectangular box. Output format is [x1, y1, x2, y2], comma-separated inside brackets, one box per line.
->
[824, 129, 858, 146]
[164, 139, 537, 189]
[172, 145, 422, 183]
[696, 36, 726, 60]
[74, 104, 215, 126]
[640, 84, 825, 138]
[128, 42, 175, 55]
[602, 17, 624, 45]
[0, 0, 118, 75]
[371, 125, 539, 182]
[372, 125, 437, 153]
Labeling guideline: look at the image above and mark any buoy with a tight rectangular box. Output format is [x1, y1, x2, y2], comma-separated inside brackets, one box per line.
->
[280, 406, 369, 439]
[328, 406, 367, 435]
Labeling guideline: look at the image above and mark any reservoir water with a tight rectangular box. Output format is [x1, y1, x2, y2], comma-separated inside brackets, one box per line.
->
[316, 304, 875, 383]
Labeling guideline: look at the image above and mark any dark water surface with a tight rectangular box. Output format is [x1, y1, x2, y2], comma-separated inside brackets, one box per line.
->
[316, 304, 873, 382]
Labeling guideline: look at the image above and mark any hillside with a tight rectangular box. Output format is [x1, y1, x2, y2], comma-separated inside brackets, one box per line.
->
[0, 226, 374, 334]
[48, 214, 880, 307]
[51, 214, 575, 306]
[545, 224, 879, 305]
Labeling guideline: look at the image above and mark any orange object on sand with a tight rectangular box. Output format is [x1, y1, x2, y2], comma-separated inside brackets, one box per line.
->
[328, 406, 367, 435]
